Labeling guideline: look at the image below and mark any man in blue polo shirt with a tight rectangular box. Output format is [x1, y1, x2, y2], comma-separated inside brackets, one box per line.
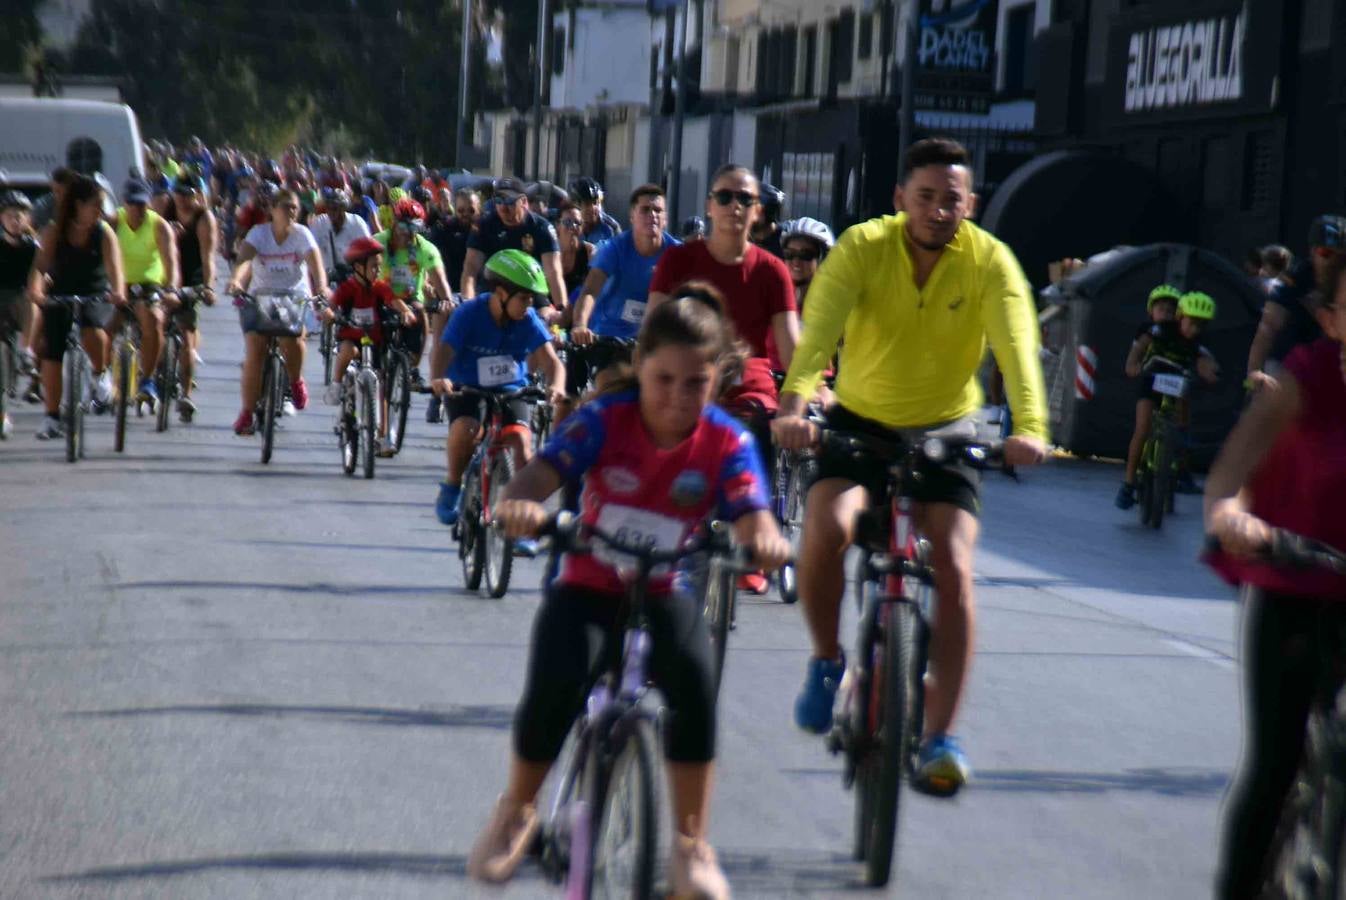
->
[430, 250, 566, 529]
[568, 183, 679, 393]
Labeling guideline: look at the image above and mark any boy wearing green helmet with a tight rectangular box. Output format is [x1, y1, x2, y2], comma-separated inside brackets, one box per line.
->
[429, 249, 566, 532]
[1116, 290, 1221, 509]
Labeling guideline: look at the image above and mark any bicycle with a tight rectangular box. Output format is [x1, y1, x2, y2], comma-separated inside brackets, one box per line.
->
[44, 293, 110, 463]
[1216, 530, 1346, 899]
[816, 426, 1003, 887]
[0, 290, 27, 439]
[153, 285, 205, 431]
[233, 289, 312, 464]
[109, 284, 161, 452]
[450, 384, 548, 599]
[1136, 356, 1191, 530]
[530, 511, 752, 900]
[376, 311, 414, 455]
[329, 309, 386, 480]
[319, 266, 347, 386]
[768, 369, 829, 605]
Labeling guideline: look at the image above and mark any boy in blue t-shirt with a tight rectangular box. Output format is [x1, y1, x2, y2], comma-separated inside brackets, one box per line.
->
[430, 250, 566, 529]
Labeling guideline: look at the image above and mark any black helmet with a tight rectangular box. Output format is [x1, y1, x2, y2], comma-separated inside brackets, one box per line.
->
[0, 189, 33, 211]
[679, 216, 706, 239]
[759, 182, 785, 222]
[410, 184, 433, 205]
[1308, 214, 1346, 251]
[254, 181, 279, 204]
[571, 177, 603, 203]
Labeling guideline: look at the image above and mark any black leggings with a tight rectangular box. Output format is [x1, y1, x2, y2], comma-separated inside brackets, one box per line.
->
[1217, 589, 1346, 898]
[513, 584, 718, 764]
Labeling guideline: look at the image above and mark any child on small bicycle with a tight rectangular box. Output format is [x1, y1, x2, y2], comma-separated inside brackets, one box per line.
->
[319, 236, 412, 455]
[468, 286, 790, 900]
[1115, 290, 1219, 509]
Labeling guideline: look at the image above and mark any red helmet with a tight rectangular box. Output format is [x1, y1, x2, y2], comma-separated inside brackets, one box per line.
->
[393, 198, 425, 223]
[344, 236, 385, 265]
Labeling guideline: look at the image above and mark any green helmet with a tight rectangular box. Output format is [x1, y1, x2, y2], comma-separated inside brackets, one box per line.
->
[1147, 284, 1182, 311]
[1178, 291, 1216, 321]
[485, 249, 548, 297]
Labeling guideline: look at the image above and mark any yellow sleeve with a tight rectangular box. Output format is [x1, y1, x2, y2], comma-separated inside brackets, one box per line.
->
[980, 242, 1050, 442]
[780, 227, 863, 400]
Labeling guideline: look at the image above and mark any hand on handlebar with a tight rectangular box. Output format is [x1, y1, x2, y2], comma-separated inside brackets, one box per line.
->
[202, 286, 217, 307]
[495, 499, 549, 540]
[747, 529, 792, 572]
[570, 325, 594, 346]
[1208, 499, 1274, 559]
[431, 377, 453, 396]
[319, 307, 336, 324]
[771, 414, 819, 451]
[1246, 370, 1279, 394]
[1003, 435, 1049, 467]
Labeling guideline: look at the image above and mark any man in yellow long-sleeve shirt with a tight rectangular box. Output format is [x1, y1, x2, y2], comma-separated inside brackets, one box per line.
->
[772, 138, 1049, 795]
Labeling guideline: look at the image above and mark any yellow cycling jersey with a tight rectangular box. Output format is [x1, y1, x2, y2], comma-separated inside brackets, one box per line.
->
[781, 212, 1049, 441]
[116, 207, 166, 286]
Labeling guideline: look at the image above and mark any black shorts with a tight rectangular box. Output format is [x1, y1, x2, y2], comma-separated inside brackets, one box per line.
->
[445, 393, 531, 426]
[173, 297, 201, 331]
[813, 404, 982, 516]
[564, 341, 633, 397]
[40, 298, 111, 362]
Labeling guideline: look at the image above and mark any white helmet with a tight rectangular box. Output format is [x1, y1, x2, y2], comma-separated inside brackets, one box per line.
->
[781, 216, 835, 251]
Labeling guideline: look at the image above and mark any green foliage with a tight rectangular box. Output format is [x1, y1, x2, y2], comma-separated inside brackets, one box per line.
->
[0, 0, 46, 73]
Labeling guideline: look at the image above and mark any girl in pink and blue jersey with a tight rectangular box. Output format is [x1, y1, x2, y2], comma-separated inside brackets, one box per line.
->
[467, 284, 789, 900]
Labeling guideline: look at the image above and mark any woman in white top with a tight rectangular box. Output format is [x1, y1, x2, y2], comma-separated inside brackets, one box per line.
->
[226, 187, 328, 435]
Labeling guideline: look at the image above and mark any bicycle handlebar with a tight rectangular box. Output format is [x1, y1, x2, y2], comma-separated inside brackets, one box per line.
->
[1142, 356, 1191, 376]
[557, 335, 637, 352]
[447, 384, 550, 404]
[533, 510, 756, 570]
[817, 426, 1005, 470]
[1205, 529, 1346, 575]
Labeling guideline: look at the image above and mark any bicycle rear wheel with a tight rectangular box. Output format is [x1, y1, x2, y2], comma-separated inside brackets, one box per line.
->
[320, 319, 335, 385]
[113, 340, 132, 452]
[260, 353, 281, 464]
[156, 333, 178, 433]
[63, 348, 83, 462]
[776, 450, 811, 604]
[859, 599, 920, 887]
[339, 385, 357, 476]
[459, 462, 486, 591]
[359, 378, 376, 479]
[485, 450, 517, 598]
[588, 719, 658, 900]
[385, 353, 410, 453]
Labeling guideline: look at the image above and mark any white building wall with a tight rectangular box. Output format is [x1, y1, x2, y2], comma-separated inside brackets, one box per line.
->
[551, 4, 652, 111]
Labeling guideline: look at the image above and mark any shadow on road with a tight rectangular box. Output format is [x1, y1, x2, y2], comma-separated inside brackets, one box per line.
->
[716, 848, 872, 893]
[67, 702, 514, 730]
[116, 579, 446, 596]
[779, 765, 1227, 798]
[44, 851, 476, 882]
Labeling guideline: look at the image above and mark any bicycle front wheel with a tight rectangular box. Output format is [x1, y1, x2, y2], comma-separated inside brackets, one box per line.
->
[339, 386, 357, 476]
[260, 354, 282, 464]
[1148, 435, 1170, 530]
[484, 450, 516, 598]
[385, 353, 410, 453]
[0, 336, 10, 440]
[588, 718, 659, 900]
[63, 348, 83, 462]
[156, 333, 178, 433]
[113, 340, 132, 452]
[459, 462, 486, 591]
[359, 379, 376, 480]
[703, 562, 734, 694]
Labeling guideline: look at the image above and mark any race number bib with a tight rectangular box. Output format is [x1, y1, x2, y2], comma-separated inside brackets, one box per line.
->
[351, 307, 375, 326]
[391, 264, 414, 293]
[620, 299, 647, 325]
[593, 505, 686, 574]
[1152, 373, 1188, 398]
[476, 354, 516, 387]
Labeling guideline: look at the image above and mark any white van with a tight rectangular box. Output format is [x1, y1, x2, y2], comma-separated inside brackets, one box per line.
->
[0, 97, 145, 199]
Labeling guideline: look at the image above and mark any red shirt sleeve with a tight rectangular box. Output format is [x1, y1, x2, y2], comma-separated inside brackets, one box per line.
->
[649, 243, 689, 296]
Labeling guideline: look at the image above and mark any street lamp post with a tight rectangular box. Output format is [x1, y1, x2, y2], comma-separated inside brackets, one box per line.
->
[532, 0, 548, 179]
[668, 0, 690, 222]
[898, 0, 919, 164]
[456, 0, 472, 169]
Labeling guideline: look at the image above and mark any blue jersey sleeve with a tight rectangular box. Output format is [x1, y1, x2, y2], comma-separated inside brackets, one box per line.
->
[716, 424, 770, 521]
[442, 302, 470, 352]
[522, 309, 552, 356]
[593, 235, 621, 277]
[539, 399, 608, 481]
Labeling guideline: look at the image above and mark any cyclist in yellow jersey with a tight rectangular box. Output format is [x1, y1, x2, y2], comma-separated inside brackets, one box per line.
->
[772, 139, 1050, 795]
[113, 178, 179, 409]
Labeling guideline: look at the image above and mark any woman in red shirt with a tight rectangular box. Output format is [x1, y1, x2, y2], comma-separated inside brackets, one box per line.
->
[1205, 250, 1346, 898]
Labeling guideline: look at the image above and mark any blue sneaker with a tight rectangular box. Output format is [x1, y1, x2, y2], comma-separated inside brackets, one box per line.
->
[138, 378, 159, 406]
[793, 654, 846, 734]
[912, 734, 970, 797]
[1114, 482, 1136, 510]
[436, 483, 462, 526]
[513, 538, 540, 559]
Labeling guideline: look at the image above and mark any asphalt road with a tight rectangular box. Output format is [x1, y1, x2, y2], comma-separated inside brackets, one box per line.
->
[0, 298, 1243, 899]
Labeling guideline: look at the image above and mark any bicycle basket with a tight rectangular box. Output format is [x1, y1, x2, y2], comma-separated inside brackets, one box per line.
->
[240, 292, 305, 337]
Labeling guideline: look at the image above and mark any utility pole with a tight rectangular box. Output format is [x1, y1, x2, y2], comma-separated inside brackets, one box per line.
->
[456, 0, 472, 170]
[898, 0, 919, 164]
[531, 0, 548, 179]
[668, 0, 690, 221]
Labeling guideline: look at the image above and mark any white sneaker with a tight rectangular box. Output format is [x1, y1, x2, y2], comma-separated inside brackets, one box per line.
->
[282, 398, 297, 417]
[35, 415, 63, 440]
[1, 414, 12, 439]
[324, 382, 343, 406]
[92, 371, 113, 405]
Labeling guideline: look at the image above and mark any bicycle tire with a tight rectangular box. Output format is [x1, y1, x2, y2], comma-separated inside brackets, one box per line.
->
[321, 319, 334, 385]
[340, 385, 357, 476]
[260, 354, 280, 464]
[703, 562, 733, 694]
[63, 348, 81, 462]
[460, 461, 486, 590]
[485, 449, 517, 598]
[114, 340, 131, 452]
[863, 599, 919, 887]
[1149, 434, 1170, 530]
[0, 338, 10, 440]
[359, 378, 376, 480]
[386, 353, 410, 453]
[156, 333, 178, 433]
[589, 718, 659, 900]
[777, 449, 809, 604]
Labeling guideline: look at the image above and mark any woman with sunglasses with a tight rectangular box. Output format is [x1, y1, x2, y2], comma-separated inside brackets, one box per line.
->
[226, 187, 327, 435]
[554, 202, 595, 307]
[779, 217, 835, 308]
[648, 163, 799, 594]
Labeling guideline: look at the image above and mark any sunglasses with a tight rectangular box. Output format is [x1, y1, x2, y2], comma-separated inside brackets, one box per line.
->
[710, 189, 758, 208]
[783, 249, 820, 262]
[560, 219, 582, 230]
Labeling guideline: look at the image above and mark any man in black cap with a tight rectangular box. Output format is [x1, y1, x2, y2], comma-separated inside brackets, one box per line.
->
[460, 176, 567, 315]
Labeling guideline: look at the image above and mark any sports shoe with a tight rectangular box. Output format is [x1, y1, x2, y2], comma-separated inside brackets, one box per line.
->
[1175, 472, 1202, 494]
[670, 829, 731, 900]
[324, 381, 343, 406]
[24, 378, 43, 404]
[737, 570, 770, 595]
[137, 377, 159, 407]
[18, 347, 36, 375]
[1114, 482, 1136, 510]
[436, 482, 462, 526]
[425, 397, 442, 423]
[376, 436, 396, 458]
[290, 377, 309, 411]
[1, 414, 13, 440]
[912, 734, 971, 797]
[466, 795, 538, 884]
[92, 370, 113, 406]
[282, 398, 297, 417]
[35, 415, 63, 440]
[233, 409, 255, 436]
[513, 538, 540, 559]
[794, 654, 846, 734]
[177, 397, 196, 423]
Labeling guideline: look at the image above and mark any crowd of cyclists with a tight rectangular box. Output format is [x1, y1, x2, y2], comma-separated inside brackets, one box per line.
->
[3, 131, 1345, 899]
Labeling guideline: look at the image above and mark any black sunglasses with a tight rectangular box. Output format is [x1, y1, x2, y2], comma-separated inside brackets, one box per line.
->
[710, 189, 757, 208]
[559, 219, 582, 230]
[783, 249, 820, 262]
